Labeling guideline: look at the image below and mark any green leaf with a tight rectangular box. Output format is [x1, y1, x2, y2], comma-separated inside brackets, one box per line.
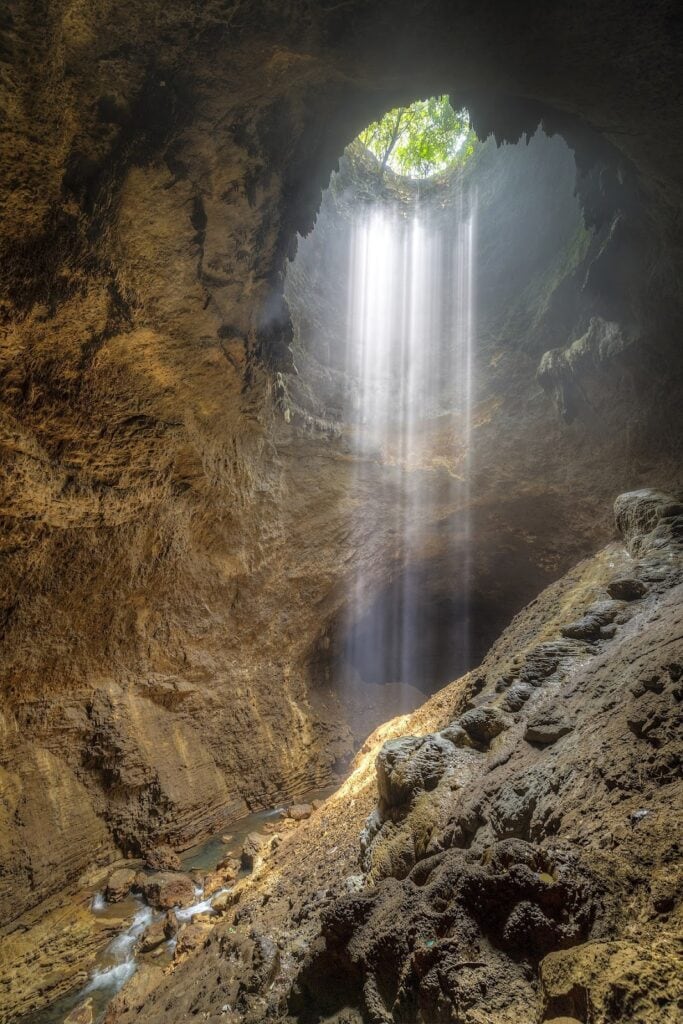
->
[356, 96, 475, 179]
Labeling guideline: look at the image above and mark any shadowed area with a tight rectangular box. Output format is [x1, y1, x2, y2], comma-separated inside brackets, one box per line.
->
[0, 3, 682, 1021]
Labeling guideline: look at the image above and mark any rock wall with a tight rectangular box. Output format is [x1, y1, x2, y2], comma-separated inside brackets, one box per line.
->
[100, 490, 683, 1024]
[1, 0, 682, 965]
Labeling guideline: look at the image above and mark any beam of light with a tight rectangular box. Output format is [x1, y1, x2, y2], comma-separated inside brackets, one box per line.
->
[342, 191, 477, 714]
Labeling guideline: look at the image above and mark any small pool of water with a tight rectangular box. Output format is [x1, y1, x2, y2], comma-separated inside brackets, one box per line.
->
[29, 780, 341, 1024]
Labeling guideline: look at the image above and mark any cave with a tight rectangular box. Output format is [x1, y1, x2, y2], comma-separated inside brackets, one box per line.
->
[1, 4, 682, 1024]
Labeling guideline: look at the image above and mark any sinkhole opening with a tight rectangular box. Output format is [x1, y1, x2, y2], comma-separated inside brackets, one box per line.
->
[285, 98, 588, 725]
[354, 96, 475, 180]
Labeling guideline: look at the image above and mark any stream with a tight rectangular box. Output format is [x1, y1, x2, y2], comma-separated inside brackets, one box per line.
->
[29, 784, 338, 1024]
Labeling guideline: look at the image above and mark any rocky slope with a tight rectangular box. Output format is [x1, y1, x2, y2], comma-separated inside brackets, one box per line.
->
[1, 2, 683, 1015]
[103, 489, 682, 1023]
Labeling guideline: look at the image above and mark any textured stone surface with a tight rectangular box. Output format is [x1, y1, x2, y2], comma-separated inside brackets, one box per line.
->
[0, 3, 682, 1017]
[144, 845, 182, 872]
[102, 492, 682, 1024]
[0, 3, 682, 925]
[137, 872, 196, 910]
[105, 868, 137, 903]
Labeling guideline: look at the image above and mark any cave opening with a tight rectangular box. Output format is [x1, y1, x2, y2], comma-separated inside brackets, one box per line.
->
[285, 99, 588, 721]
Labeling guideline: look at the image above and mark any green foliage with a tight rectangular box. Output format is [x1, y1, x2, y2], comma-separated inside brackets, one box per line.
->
[357, 97, 474, 179]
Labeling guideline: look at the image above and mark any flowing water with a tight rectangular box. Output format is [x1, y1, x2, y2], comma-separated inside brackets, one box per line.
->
[341, 195, 476, 700]
[31, 784, 338, 1024]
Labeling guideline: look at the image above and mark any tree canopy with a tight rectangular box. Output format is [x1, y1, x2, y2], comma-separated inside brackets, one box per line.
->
[357, 97, 474, 179]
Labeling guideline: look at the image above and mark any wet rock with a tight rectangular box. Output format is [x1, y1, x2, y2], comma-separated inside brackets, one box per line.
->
[607, 576, 647, 601]
[138, 872, 196, 910]
[241, 832, 269, 870]
[144, 844, 182, 872]
[203, 866, 236, 896]
[105, 965, 165, 1019]
[458, 706, 510, 746]
[220, 834, 233, 845]
[191, 911, 214, 925]
[163, 909, 178, 939]
[105, 867, 137, 903]
[286, 803, 313, 821]
[216, 854, 240, 874]
[212, 889, 238, 913]
[64, 998, 93, 1024]
[139, 920, 167, 953]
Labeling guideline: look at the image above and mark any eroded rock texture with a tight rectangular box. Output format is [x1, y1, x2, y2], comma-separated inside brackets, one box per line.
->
[101, 490, 682, 1023]
[0, 1, 682, 1016]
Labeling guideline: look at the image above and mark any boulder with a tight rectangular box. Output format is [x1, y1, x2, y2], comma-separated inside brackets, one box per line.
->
[215, 854, 240, 874]
[104, 867, 137, 903]
[614, 489, 683, 556]
[163, 909, 179, 939]
[212, 889, 237, 913]
[203, 863, 238, 896]
[459, 706, 510, 746]
[501, 683, 533, 712]
[376, 734, 455, 808]
[439, 722, 470, 746]
[138, 920, 167, 953]
[286, 803, 313, 821]
[607, 577, 647, 601]
[138, 871, 196, 910]
[241, 832, 269, 870]
[525, 716, 573, 745]
[561, 599, 622, 640]
[144, 844, 182, 872]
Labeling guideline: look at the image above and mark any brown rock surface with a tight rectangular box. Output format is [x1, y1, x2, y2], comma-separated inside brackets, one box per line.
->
[104, 492, 682, 1023]
[104, 868, 137, 903]
[144, 845, 182, 872]
[137, 872, 196, 910]
[241, 832, 269, 871]
[138, 920, 167, 953]
[0, 3, 682, 1019]
[64, 999, 94, 1024]
[0, 891, 122, 1023]
[287, 803, 313, 822]
[1, 3, 682, 940]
